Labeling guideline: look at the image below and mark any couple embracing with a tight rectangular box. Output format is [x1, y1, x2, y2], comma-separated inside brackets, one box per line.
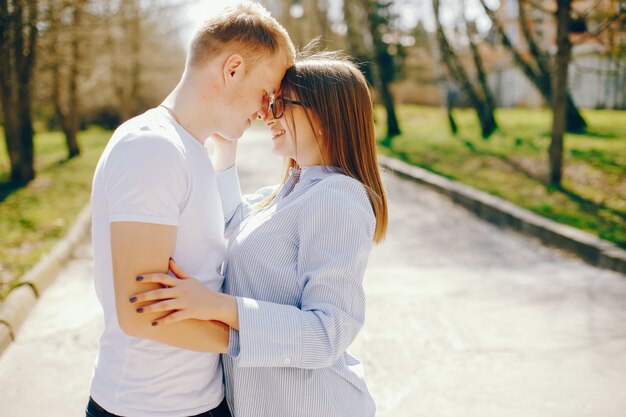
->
[87, 3, 388, 417]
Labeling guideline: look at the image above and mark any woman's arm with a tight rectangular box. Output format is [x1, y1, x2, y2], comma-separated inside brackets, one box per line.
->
[211, 134, 244, 230]
[211, 133, 238, 172]
[211, 134, 276, 232]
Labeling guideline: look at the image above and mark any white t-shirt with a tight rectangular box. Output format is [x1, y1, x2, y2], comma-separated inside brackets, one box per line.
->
[89, 107, 227, 417]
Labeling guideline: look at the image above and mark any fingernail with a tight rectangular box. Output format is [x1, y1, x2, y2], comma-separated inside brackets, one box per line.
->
[136, 307, 144, 313]
[136, 276, 143, 281]
[129, 296, 137, 303]
[151, 321, 158, 326]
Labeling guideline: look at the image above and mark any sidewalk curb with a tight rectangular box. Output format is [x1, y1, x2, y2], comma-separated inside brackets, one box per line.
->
[379, 155, 626, 275]
[0, 204, 92, 356]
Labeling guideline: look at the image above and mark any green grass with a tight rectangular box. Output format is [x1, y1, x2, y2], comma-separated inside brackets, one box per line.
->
[0, 107, 623, 301]
[0, 128, 110, 301]
[376, 106, 626, 248]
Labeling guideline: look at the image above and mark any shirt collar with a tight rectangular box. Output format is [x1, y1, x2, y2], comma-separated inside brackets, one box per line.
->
[289, 165, 343, 182]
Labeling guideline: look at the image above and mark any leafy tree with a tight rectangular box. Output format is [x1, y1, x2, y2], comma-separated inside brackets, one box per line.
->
[0, 0, 38, 184]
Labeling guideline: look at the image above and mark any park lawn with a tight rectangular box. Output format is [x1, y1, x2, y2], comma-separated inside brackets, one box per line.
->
[375, 106, 626, 248]
[1, 108, 623, 301]
[0, 128, 110, 301]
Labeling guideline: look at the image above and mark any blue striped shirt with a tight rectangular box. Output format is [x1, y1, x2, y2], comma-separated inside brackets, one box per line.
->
[215, 165, 376, 417]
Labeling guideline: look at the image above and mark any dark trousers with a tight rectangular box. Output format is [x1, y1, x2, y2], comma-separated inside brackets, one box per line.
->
[86, 397, 232, 417]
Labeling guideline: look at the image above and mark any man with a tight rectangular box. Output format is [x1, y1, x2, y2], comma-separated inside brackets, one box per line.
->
[87, 3, 295, 416]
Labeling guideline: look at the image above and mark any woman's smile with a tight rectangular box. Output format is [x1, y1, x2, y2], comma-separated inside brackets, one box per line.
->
[271, 128, 286, 139]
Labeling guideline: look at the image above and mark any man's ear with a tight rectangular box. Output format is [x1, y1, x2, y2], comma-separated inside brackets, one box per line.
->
[222, 53, 245, 84]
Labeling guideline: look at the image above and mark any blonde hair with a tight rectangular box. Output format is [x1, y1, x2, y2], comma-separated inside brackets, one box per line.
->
[188, 2, 295, 69]
[261, 52, 388, 243]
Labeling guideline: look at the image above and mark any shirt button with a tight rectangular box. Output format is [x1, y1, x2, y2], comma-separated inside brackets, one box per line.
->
[284, 358, 291, 365]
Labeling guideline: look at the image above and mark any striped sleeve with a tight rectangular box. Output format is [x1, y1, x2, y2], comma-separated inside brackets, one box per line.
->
[215, 164, 276, 233]
[229, 178, 375, 368]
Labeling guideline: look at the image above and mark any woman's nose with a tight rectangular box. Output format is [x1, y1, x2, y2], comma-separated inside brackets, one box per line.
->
[261, 109, 276, 125]
[263, 115, 275, 127]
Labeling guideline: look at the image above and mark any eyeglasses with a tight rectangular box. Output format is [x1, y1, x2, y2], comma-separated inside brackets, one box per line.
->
[269, 96, 305, 119]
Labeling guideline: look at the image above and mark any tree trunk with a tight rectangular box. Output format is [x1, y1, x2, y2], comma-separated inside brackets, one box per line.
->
[126, 0, 141, 121]
[343, 0, 365, 56]
[428, 29, 458, 135]
[477, 101, 497, 138]
[66, 0, 84, 158]
[17, 85, 35, 182]
[342, 0, 375, 85]
[468, 33, 496, 118]
[479, 0, 586, 132]
[549, 0, 572, 186]
[362, 0, 401, 142]
[517, 0, 553, 88]
[467, 28, 497, 137]
[518, 0, 586, 132]
[446, 104, 458, 135]
[313, 0, 331, 43]
[0, 0, 37, 184]
[49, 0, 81, 159]
[109, 0, 142, 122]
[565, 93, 586, 133]
[379, 72, 401, 139]
[433, 0, 497, 138]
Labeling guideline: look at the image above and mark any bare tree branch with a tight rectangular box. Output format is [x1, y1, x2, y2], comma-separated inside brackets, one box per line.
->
[479, 0, 548, 93]
[517, 0, 552, 86]
[433, 0, 497, 138]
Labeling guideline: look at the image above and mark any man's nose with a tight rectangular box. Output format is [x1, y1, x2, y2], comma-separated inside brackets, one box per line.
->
[260, 107, 275, 125]
[257, 107, 268, 121]
[263, 113, 276, 127]
[257, 95, 270, 120]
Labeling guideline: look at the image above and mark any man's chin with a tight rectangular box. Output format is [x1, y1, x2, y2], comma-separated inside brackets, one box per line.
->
[219, 131, 243, 142]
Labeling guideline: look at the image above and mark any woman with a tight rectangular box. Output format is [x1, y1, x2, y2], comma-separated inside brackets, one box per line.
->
[133, 53, 388, 417]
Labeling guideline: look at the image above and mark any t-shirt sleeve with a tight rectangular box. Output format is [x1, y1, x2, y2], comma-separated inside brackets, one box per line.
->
[105, 134, 188, 226]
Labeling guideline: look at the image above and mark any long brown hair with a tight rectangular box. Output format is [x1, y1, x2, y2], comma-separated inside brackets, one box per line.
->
[262, 52, 388, 243]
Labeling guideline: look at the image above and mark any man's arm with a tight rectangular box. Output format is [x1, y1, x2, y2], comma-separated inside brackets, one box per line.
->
[111, 221, 228, 352]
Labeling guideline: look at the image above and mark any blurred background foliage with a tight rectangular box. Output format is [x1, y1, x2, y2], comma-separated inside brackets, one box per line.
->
[0, 0, 624, 297]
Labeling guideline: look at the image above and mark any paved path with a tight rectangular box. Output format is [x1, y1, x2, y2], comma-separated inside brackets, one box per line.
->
[1, 124, 625, 416]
